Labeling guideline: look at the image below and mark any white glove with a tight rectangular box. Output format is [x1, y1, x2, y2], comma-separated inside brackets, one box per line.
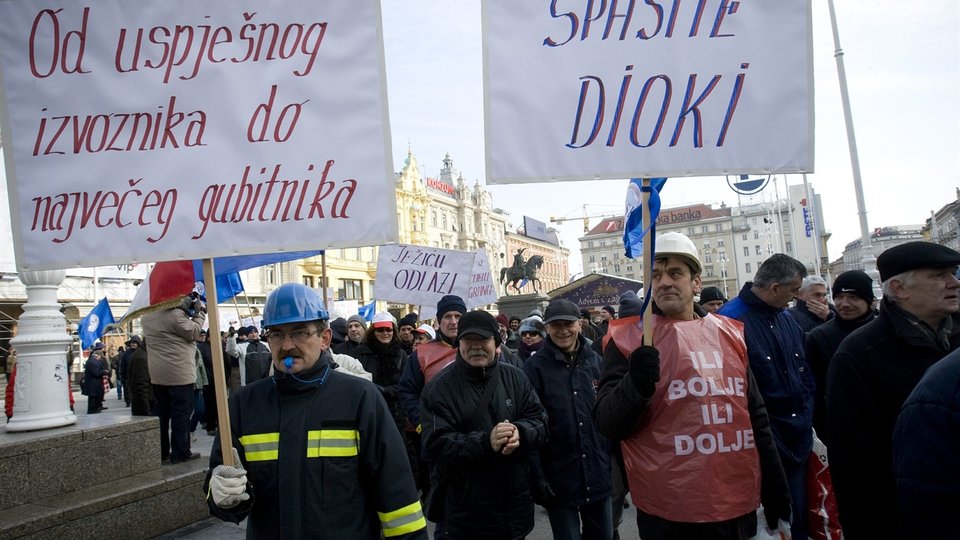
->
[209, 448, 249, 509]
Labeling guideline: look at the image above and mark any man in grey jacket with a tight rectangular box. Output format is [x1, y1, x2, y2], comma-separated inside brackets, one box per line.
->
[143, 294, 206, 464]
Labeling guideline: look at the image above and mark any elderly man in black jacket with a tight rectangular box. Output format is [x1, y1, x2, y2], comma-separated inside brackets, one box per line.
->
[827, 241, 960, 539]
[421, 310, 547, 540]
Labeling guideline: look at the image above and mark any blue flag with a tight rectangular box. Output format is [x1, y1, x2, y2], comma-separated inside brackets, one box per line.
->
[214, 272, 245, 303]
[79, 297, 116, 350]
[623, 178, 667, 259]
[358, 300, 376, 322]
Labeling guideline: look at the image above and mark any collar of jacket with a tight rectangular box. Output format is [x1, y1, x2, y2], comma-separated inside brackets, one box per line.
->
[739, 282, 784, 318]
[650, 299, 709, 319]
[453, 352, 499, 382]
[543, 334, 587, 367]
[881, 296, 955, 352]
[835, 308, 876, 331]
[273, 350, 332, 393]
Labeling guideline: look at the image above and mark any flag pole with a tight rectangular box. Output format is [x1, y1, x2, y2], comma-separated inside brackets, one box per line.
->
[641, 178, 654, 346]
[202, 258, 235, 467]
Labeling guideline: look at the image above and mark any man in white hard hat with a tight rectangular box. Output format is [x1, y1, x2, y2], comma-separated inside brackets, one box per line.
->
[595, 232, 790, 539]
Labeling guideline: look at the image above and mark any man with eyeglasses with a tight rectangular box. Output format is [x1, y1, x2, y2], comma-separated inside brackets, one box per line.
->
[204, 283, 427, 539]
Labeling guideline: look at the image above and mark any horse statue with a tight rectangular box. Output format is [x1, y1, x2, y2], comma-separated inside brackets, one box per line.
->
[500, 254, 544, 294]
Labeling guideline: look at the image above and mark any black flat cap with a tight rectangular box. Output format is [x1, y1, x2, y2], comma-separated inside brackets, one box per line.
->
[877, 241, 960, 282]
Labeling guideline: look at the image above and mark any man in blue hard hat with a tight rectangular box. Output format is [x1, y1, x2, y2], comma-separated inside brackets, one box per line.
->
[204, 283, 427, 539]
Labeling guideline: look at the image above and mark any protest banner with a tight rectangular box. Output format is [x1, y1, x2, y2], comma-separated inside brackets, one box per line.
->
[0, 0, 396, 270]
[374, 244, 497, 319]
[482, 0, 813, 183]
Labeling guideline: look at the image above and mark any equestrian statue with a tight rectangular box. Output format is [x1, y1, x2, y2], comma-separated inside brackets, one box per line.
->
[500, 248, 544, 294]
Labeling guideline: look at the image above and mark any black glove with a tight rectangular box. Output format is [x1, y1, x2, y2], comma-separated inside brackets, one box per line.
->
[532, 480, 556, 507]
[628, 346, 660, 397]
[762, 496, 791, 531]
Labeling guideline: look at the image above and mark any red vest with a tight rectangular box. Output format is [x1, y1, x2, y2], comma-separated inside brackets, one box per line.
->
[610, 313, 761, 523]
[416, 341, 457, 384]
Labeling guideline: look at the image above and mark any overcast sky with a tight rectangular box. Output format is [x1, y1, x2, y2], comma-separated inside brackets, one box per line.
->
[382, 1, 960, 275]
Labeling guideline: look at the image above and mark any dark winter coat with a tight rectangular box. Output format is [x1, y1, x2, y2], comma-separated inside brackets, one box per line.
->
[826, 298, 960, 539]
[787, 299, 833, 334]
[243, 339, 272, 385]
[718, 283, 815, 465]
[83, 356, 107, 398]
[333, 339, 362, 358]
[522, 334, 611, 506]
[355, 341, 407, 431]
[804, 309, 875, 444]
[127, 347, 153, 415]
[421, 355, 547, 540]
[893, 347, 960, 539]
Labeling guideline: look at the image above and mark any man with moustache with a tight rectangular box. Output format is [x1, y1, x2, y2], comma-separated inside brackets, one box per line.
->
[204, 283, 426, 539]
[421, 310, 547, 540]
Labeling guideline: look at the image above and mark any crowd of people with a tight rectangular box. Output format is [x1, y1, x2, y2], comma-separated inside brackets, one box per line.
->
[7, 232, 955, 539]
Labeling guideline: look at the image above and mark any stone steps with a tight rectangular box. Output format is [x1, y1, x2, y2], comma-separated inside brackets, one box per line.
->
[0, 416, 210, 539]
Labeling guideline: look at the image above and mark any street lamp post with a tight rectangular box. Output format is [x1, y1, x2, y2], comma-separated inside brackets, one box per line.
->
[718, 253, 729, 298]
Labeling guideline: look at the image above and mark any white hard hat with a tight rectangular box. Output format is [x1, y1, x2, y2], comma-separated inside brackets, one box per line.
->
[655, 232, 702, 275]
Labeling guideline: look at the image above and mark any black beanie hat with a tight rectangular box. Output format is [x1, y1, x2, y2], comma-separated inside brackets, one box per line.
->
[832, 270, 874, 303]
[619, 291, 645, 318]
[399, 313, 419, 328]
[698, 286, 727, 305]
[436, 295, 467, 319]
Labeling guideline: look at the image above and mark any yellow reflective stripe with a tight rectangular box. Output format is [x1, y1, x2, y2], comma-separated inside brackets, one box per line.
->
[244, 450, 279, 461]
[238, 432, 280, 462]
[379, 501, 427, 537]
[238, 432, 280, 445]
[306, 429, 359, 458]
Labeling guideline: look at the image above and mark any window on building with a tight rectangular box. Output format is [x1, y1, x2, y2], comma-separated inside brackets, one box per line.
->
[688, 227, 695, 236]
[704, 240, 711, 250]
[600, 241, 606, 247]
[754, 230, 760, 240]
[613, 251, 620, 259]
[432, 211, 437, 226]
[626, 265, 633, 271]
[785, 241, 792, 253]
[743, 246, 749, 257]
[705, 253, 713, 263]
[601, 255, 608, 260]
[745, 262, 752, 273]
[302, 275, 315, 288]
[755, 245, 762, 255]
[266, 264, 278, 285]
[442, 213, 447, 229]
[588, 241, 594, 248]
[742, 234, 747, 241]
[715, 224, 722, 232]
[701, 226, 708, 234]
[718, 239, 725, 247]
[339, 279, 363, 301]
[752, 217, 758, 225]
[706, 266, 715, 277]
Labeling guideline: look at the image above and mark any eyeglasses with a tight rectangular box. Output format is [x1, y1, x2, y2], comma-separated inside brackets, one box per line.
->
[266, 329, 319, 345]
[374, 327, 394, 333]
[520, 331, 540, 337]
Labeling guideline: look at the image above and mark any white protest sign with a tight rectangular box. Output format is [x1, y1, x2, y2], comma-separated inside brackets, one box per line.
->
[467, 248, 498, 309]
[374, 244, 477, 320]
[0, 0, 396, 270]
[482, 0, 813, 183]
[330, 300, 359, 321]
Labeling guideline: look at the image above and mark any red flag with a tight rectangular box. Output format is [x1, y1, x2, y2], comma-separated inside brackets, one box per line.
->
[121, 261, 195, 322]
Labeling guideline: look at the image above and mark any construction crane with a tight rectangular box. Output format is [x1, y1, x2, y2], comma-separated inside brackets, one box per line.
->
[550, 204, 622, 233]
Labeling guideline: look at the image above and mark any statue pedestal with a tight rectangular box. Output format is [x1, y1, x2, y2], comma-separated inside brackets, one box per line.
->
[497, 293, 551, 320]
[5, 269, 77, 432]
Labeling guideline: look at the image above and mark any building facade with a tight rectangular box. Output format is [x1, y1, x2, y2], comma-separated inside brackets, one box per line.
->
[579, 182, 830, 297]
[922, 187, 960, 253]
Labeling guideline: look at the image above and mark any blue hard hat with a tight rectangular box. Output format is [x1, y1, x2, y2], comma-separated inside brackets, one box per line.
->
[262, 283, 329, 328]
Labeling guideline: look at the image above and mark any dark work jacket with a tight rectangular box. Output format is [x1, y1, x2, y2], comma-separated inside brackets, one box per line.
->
[522, 334, 612, 506]
[333, 339, 362, 358]
[787, 299, 833, 334]
[421, 355, 547, 540]
[204, 353, 426, 540]
[826, 299, 960, 540]
[804, 309, 876, 444]
[718, 283, 815, 465]
[503, 330, 521, 351]
[893, 348, 960, 539]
